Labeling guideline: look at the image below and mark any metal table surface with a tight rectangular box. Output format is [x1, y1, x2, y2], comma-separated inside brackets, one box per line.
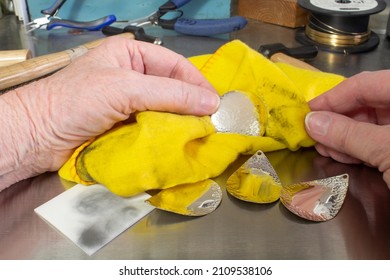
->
[1, 14, 390, 260]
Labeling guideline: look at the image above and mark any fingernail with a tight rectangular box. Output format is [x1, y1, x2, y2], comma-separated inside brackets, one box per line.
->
[305, 112, 331, 136]
[200, 93, 220, 114]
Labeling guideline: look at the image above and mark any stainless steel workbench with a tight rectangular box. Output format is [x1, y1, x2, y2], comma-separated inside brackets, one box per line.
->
[1, 13, 390, 260]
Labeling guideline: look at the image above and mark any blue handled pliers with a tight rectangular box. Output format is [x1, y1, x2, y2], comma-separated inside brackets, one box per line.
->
[26, 0, 116, 33]
[128, 0, 248, 36]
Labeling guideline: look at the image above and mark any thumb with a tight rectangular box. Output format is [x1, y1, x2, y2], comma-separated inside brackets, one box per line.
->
[305, 111, 389, 168]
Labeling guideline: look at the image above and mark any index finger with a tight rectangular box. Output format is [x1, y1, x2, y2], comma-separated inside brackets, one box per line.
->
[309, 70, 390, 113]
[100, 37, 217, 93]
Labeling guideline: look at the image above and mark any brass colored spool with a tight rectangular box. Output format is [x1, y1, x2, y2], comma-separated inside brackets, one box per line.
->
[296, 0, 387, 54]
[305, 24, 371, 47]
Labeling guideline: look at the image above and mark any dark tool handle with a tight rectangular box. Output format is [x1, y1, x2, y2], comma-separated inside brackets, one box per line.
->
[41, 0, 67, 16]
[258, 43, 318, 59]
[285, 45, 318, 59]
[159, 0, 192, 11]
[102, 25, 160, 44]
[47, 15, 116, 31]
[160, 16, 248, 36]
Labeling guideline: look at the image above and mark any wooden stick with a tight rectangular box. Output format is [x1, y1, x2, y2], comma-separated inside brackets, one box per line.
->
[270, 52, 321, 72]
[0, 49, 32, 67]
[0, 33, 135, 91]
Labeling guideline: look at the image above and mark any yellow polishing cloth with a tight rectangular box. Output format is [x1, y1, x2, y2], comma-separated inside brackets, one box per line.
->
[59, 40, 344, 197]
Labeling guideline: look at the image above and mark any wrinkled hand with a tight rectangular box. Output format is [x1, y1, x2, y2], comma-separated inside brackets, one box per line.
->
[0, 36, 219, 188]
[305, 70, 390, 188]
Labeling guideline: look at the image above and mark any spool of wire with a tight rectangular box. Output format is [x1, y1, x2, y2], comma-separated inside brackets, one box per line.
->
[295, 0, 387, 54]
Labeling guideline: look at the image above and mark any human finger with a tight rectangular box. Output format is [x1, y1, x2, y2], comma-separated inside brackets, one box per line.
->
[383, 171, 390, 189]
[314, 143, 363, 164]
[305, 111, 390, 169]
[309, 70, 390, 113]
[96, 37, 216, 92]
[108, 70, 220, 116]
[317, 140, 390, 190]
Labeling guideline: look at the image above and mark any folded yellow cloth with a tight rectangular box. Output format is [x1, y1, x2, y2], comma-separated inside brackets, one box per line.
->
[59, 40, 344, 197]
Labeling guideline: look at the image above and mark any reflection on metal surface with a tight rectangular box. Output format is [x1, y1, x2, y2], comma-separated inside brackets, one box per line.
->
[146, 179, 222, 216]
[211, 90, 261, 136]
[280, 174, 349, 222]
[226, 150, 282, 203]
[226, 150, 349, 222]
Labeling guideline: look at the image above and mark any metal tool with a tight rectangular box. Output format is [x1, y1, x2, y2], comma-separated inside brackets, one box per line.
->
[102, 25, 162, 45]
[259, 43, 318, 60]
[127, 0, 248, 36]
[26, 0, 116, 33]
[258, 43, 320, 72]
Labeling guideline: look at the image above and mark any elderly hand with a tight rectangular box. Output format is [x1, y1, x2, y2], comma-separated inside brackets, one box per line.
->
[0, 36, 219, 189]
[305, 70, 390, 188]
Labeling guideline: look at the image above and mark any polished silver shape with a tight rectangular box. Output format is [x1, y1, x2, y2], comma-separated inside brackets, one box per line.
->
[280, 174, 349, 222]
[146, 180, 223, 216]
[226, 150, 282, 203]
[211, 90, 261, 136]
[245, 151, 281, 184]
[186, 181, 222, 216]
